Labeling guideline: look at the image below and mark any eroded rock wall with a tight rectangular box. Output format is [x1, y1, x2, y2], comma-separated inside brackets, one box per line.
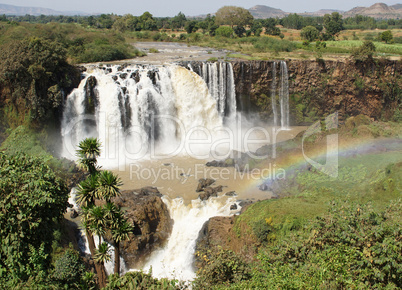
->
[232, 59, 401, 123]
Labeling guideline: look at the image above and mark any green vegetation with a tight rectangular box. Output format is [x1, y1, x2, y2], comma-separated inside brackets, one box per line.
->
[0, 36, 79, 127]
[215, 6, 253, 28]
[106, 271, 179, 289]
[0, 22, 143, 64]
[300, 25, 320, 42]
[1, 9, 401, 63]
[0, 152, 69, 285]
[194, 118, 402, 288]
[194, 247, 250, 289]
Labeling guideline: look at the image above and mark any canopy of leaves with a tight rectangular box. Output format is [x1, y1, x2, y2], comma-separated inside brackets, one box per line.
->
[352, 40, 377, 62]
[300, 26, 320, 42]
[323, 12, 344, 38]
[215, 26, 234, 38]
[0, 37, 80, 126]
[0, 152, 69, 281]
[233, 200, 402, 288]
[380, 30, 393, 44]
[215, 6, 253, 28]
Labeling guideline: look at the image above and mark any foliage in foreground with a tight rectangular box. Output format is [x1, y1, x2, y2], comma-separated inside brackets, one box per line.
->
[200, 200, 401, 289]
[193, 247, 250, 289]
[250, 200, 402, 289]
[106, 271, 179, 290]
[0, 152, 69, 283]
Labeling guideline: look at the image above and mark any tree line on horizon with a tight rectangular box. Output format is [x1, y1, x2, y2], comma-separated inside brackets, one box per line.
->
[2, 6, 402, 34]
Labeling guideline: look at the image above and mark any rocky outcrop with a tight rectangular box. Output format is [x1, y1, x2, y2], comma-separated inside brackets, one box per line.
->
[196, 210, 259, 265]
[232, 59, 401, 123]
[111, 187, 173, 269]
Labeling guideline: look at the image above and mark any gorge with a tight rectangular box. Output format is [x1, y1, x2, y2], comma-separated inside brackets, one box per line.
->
[62, 56, 400, 282]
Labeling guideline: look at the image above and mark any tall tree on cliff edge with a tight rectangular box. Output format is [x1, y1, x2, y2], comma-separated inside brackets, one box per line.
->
[215, 6, 254, 28]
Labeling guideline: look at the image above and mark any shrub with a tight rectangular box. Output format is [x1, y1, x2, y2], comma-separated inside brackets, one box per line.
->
[52, 248, 85, 287]
[106, 271, 178, 289]
[351, 40, 376, 62]
[252, 200, 402, 288]
[215, 26, 234, 38]
[300, 25, 319, 42]
[0, 152, 69, 281]
[193, 247, 250, 289]
[252, 36, 296, 52]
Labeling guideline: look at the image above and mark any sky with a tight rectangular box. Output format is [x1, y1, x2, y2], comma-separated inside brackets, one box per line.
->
[1, 0, 401, 17]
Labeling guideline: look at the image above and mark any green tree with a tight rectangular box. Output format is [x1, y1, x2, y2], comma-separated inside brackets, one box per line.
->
[170, 12, 186, 29]
[76, 137, 101, 174]
[185, 20, 198, 34]
[352, 40, 376, 62]
[323, 12, 344, 39]
[233, 25, 246, 37]
[75, 137, 133, 285]
[0, 152, 69, 281]
[215, 6, 254, 28]
[380, 30, 393, 44]
[138, 12, 157, 31]
[300, 25, 320, 42]
[215, 26, 234, 38]
[0, 37, 79, 125]
[262, 18, 280, 36]
[105, 203, 133, 275]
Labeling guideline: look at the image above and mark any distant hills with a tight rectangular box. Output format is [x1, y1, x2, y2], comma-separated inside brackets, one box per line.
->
[249, 3, 402, 19]
[0, 2, 401, 19]
[0, 3, 87, 16]
[342, 3, 402, 19]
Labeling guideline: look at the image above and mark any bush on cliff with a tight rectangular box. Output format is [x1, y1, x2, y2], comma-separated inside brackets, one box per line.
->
[0, 37, 80, 128]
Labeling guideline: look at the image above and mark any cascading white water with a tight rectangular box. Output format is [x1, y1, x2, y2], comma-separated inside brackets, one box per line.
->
[271, 62, 278, 128]
[137, 196, 239, 281]
[279, 61, 290, 129]
[61, 64, 223, 167]
[62, 60, 290, 283]
[198, 62, 237, 120]
[269, 61, 289, 130]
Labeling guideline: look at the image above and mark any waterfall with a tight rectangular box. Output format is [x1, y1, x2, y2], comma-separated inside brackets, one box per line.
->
[61, 64, 223, 167]
[271, 62, 278, 128]
[279, 61, 290, 129]
[136, 196, 239, 281]
[197, 62, 237, 121]
[270, 61, 289, 129]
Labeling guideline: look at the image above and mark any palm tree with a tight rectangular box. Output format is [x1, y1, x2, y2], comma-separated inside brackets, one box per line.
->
[94, 242, 111, 288]
[104, 204, 133, 275]
[96, 170, 123, 202]
[76, 137, 101, 174]
[111, 218, 133, 275]
[88, 205, 107, 247]
[81, 206, 107, 288]
[76, 174, 99, 207]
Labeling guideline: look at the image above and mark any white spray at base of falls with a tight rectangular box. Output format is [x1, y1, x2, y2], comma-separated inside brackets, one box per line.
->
[61, 64, 225, 168]
[131, 196, 240, 281]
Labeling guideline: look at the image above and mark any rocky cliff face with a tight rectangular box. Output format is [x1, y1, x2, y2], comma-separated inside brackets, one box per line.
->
[110, 187, 173, 269]
[232, 59, 401, 124]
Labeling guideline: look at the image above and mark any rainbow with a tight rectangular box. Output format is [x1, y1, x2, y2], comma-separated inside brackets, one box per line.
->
[241, 135, 402, 193]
